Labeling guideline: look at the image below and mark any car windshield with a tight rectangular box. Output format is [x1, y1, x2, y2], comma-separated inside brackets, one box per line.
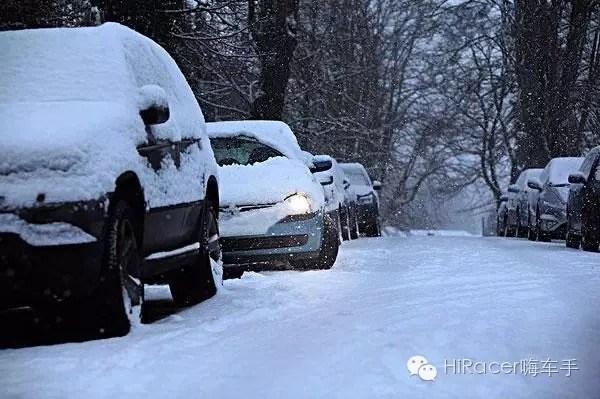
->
[211, 137, 285, 166]
[344, 169, 370, 186]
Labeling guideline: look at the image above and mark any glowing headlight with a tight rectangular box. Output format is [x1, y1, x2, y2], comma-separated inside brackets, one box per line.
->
[284, 193, 312, 215]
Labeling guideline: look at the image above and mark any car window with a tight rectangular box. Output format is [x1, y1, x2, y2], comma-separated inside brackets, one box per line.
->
[211, 137, 284, 166]
[344, 169, 371, 186]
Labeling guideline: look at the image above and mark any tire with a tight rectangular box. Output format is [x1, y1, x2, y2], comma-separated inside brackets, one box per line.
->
[349, 209, 359, 239]
[581, 218, 599, 252]
[169, 202, 220, 306]
[565, 231, 581, 249]
[340, 207, 350, 241]
[291, 214, 339, 270]
[365, 215, 381, 237]
[223, 269, 244, 280]
[70, 200, 144, 338]
[527, 211, 537, 241]
[503, 215, 515, 237]
[515, 211, 528, 238]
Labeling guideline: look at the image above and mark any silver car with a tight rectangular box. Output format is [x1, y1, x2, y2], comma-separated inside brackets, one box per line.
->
[206, 121, 340, 276]
[527, 157, 584, 241]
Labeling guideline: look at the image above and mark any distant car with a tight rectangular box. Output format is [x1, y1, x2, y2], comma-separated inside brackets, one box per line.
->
[566, 147, 600, 251]
[207, 121, 339, 276]
[505, 168, 543, 237]
[339, 163, 382, 237]
[0, 23, 221, 337]
[497, 193, 509, 236]
[313, 155, 359, 241]
[527, 157, 584, 241]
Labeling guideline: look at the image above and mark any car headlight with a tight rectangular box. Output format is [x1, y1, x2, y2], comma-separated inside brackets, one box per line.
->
[284, 193, 312, 215]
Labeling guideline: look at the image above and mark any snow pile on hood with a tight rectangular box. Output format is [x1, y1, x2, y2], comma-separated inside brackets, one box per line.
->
[546, 157, 584, 185]
[206, 121, 311, 164]
[218, 157, 324, 208]
[0, 23, 211, 208]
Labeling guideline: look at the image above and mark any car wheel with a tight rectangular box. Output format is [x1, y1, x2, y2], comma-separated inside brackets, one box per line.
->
[503, 215, 513, 237]
[350, 210, 360, 239]
[67, 200, 144, 338]
[581, 217, 599, 252]
[169, 202, 220, 306]
[291, 214, 339, 270]
[365, 216, 381, 237]
[566, 231, 581, 249]
[340, 207, 350, 241]
[527, 211, 537, 241]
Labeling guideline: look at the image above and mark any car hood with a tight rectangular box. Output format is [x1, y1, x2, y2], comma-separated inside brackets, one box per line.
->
[218, 157, 325, 209]
[0, 101, 147, 208]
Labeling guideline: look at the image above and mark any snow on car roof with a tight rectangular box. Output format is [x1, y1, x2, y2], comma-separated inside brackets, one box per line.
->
[206, 121, 309, 163]
[0, 23, 209, 208]
[0, 22, 205, 143]
[546, 157, 584, 184]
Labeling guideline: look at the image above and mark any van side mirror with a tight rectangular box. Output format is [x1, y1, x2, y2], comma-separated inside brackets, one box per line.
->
[139, 85, 170, 125]
[568, 172, 587, 184]
[343, 179, 351, 190]
[319, 175, 334, 186]
[500, 194, 508, 202]
[310, 159, 333, 173]
[507, 184, 519, 193]
[372, 180, 382, 191]
[527, 178, 542, 191]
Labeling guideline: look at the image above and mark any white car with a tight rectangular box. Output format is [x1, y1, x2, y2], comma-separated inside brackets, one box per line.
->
[313, 155, 360, 240]
[207, 121, 340, 275]
[0, 23, 221, 337]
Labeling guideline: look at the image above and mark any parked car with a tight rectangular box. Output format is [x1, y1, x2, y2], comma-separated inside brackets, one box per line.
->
[0, 23, 221, 337]
[505, 168, 543, 237]
[339, 163, 382, 237]
[313, 155, 360, 241]
[207, 121, 339, 276]
[527, 157, 584, 241]
[566, 147, 600, 251]
[496, 193, 509, 236]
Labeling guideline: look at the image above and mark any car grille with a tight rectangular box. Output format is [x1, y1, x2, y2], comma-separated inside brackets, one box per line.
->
[221, 234, 309, 252]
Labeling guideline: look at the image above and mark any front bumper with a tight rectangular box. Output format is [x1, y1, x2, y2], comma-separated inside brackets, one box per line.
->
[220, 210, 324, 265]
[0, 200, 106, 309]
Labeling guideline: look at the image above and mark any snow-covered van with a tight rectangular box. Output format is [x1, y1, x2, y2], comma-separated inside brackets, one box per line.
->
[339, 162, 382, 236]
[207, 121, 339, 275]
[0, 23, 221, 337]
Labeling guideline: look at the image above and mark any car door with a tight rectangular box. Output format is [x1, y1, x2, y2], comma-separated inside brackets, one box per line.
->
[125, 41, 205, 256]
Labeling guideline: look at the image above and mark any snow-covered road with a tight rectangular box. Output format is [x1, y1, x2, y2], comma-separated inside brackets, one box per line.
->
[2, 236, 600, 398]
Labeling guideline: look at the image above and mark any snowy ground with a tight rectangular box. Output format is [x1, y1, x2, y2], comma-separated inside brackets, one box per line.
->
[2, 236, 600, 398]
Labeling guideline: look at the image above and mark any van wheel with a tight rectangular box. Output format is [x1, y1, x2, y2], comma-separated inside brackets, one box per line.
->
[291, 214, 339, 270]
[581, 217, 599, 252]
[70, 200, 144, 338]
[169, 202, 220, 306]
[566, 231, 581, 249]
[341, 208, 351, 241]
[349, 209, 360, 239]
[536, 208, 551, 242]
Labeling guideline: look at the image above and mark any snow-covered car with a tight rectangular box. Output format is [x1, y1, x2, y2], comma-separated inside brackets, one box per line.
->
[0, 23, 221, 337]
[496, 193, 509, 236]
[339, 162, 382, 237]
[566, 146, 600, 250]
[313, 155, 360, 241]
[505, 168, 543, 237]
[527, 157, 584, 241]
[207, 121, 339, 274]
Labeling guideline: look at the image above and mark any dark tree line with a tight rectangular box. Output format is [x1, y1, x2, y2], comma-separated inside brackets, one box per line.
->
[2, 0, 600, 228]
